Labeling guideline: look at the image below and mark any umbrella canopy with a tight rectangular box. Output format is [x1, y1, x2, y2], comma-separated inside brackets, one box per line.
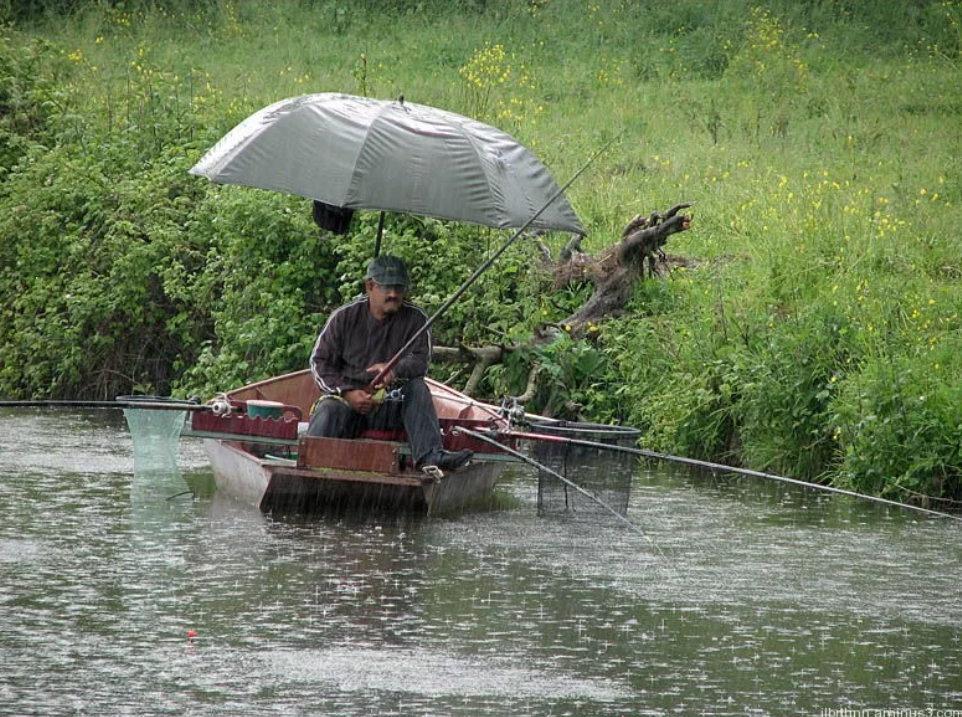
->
[189, 93, 585, 235]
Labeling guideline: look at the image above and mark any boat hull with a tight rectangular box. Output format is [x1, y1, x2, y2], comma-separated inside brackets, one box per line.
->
[205, 439, 508, 515]
[194, 370, 516, 515]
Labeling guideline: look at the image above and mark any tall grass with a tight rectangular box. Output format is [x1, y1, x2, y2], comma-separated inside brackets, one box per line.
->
[3, 0, 962, 504]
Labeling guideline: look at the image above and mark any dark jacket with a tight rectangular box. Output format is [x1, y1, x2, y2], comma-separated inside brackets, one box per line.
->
[309, 296, 431, 395]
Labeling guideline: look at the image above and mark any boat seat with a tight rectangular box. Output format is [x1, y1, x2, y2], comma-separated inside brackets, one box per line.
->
[296, 422, 406, 442]
[358, 428, 407, 441]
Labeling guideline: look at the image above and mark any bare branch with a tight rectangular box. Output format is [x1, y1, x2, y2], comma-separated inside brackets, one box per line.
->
[515, 363, 540, 403]
[433, 345, 504, 396]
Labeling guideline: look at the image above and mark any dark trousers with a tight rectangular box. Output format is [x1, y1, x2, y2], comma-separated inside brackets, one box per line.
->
[306, 377, 442, 465]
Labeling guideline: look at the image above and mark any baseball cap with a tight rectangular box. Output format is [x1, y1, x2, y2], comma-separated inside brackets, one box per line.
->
[365, 255, 409, 288]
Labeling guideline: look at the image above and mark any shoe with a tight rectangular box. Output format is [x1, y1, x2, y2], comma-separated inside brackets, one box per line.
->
[422, 449, 473, 471]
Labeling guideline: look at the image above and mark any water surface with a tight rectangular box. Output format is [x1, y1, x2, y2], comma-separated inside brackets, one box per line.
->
[1, 408, 959, 715]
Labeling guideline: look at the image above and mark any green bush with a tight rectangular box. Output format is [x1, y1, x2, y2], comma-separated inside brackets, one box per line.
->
[832, 355, 962, 504]
[172, 187, 339, 397]
[0, 31, 63, 178]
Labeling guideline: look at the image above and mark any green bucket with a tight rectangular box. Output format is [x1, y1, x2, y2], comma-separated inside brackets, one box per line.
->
[246, 400, 284, 419]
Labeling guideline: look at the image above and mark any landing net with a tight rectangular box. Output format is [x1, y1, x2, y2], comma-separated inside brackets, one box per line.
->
[121, 399, 188, 476]
[531, 421, 640, 518]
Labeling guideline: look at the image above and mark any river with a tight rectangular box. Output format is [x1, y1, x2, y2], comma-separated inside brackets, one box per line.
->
[1, 408, 960, 716]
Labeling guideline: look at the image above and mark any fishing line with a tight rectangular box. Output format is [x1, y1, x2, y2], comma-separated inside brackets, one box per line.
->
[510, 429, 962, 523]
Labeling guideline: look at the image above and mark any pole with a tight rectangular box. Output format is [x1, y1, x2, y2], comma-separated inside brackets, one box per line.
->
[508, 429, 962, 522]
[374, 211, 385, 257]
[365, 132, 624, 393]
[0, 399, 210, 412]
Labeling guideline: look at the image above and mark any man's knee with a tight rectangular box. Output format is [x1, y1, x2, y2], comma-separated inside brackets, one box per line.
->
[401, 376, 431, 402]
[307, 398, 357, 438]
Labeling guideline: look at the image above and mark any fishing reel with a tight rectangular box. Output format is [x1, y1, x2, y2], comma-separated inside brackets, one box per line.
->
[499, 396, 527, 430]
[209, 394, 236, 417]
[370, 387, 404, 404]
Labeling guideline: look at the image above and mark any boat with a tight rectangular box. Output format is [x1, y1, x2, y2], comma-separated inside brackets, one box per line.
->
[182, 370, 518, 514]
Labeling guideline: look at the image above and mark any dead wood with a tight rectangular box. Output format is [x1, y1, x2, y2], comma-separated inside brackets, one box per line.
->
[434, 204, 693, 404]
[554, 203, 692, 336]
[432, 345, 504, 396]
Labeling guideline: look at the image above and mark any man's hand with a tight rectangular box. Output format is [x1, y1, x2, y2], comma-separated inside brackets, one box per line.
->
[343, 389, 376, 415]
[365, 362, 395, 388]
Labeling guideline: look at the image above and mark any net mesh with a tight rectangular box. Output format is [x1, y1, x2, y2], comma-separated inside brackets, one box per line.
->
[532, 422, 639, 518]
[123, 406, 191, 531]
[123, 407, 186, 476]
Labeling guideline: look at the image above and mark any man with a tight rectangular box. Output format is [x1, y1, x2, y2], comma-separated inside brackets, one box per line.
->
[308, 255, 473, 472]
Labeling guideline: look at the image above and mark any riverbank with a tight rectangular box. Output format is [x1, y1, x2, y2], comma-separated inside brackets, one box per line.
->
[1, 0, 960, 504]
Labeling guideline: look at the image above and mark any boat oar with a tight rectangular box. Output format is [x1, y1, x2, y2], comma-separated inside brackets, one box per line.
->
[365, 132, 624, 394]
[508, 429, 962, 523]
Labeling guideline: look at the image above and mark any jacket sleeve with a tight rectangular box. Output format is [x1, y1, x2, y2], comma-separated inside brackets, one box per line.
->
[310, 309, 355, 394]
[394, 307, 432, 380]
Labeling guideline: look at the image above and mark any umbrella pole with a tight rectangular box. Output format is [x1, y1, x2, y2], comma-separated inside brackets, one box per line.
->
[365, 132, 623, 393]
[374, 211, 386, 257]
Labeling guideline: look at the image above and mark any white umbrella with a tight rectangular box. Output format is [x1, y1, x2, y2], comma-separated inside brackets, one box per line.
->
[189, 93, 585, 236]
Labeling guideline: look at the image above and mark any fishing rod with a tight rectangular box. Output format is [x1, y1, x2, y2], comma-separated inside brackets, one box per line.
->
[452, 425, 663, 552]
[0, 399, 209, 412]
[507, 428, 962, 523]
[366, 132, 624, 394]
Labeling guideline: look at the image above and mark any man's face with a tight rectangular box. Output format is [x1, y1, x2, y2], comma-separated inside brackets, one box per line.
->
[367, 279, 406, 319]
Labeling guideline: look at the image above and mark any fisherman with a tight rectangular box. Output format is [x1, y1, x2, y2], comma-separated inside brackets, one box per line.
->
[307, 255, 473, 471]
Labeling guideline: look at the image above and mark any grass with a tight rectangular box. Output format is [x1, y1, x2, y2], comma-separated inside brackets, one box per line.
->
[4, 0, 962, 504]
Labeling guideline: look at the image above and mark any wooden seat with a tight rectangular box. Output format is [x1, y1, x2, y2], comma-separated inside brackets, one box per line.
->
[359, 428, 407, 441]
